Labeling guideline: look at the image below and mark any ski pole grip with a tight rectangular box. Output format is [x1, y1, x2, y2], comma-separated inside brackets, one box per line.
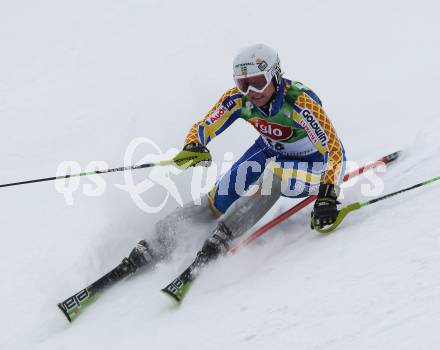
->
[314, 202, 361, 234]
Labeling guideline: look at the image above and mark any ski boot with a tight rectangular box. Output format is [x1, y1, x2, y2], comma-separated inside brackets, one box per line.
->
[196, 222, 233, 266]
[126, 240, 156, 273]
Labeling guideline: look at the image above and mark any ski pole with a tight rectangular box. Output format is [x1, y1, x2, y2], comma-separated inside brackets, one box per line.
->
[0, 159, 175, 189]
[313, 174, 440, 234]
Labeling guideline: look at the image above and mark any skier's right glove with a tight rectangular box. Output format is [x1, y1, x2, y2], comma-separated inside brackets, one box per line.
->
[173, 142, 212, 169]
[311, 183, 340, 229]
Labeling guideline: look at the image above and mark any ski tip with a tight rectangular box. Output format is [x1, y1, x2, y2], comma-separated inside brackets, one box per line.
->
[161, 287, 183, 303]
[57, 288, 97, 323]
[161, 277, 193, 303]
[57, 303, 73, 323]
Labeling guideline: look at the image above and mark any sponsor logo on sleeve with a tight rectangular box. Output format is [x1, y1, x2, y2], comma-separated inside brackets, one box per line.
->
[298, 109, 328, 145]
[222, 96, 236, 111]
[206, 106, 227, 126]
[205, 96, 236, 126]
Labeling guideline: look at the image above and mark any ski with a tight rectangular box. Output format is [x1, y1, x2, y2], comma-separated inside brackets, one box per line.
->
[161, 150, 401, 302]
[57, 258, 134, 322]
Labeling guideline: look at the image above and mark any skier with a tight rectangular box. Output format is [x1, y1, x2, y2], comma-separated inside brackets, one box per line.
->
[125, 43, 346, 273]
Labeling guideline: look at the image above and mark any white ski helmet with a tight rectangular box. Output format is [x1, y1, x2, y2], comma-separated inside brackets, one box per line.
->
[233, 44, 282, 95]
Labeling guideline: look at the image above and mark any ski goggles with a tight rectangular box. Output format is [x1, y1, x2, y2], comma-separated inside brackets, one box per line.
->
[234, 71, 272, 95]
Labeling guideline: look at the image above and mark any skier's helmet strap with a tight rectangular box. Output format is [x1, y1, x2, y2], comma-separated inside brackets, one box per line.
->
[233, 44, 282, 88]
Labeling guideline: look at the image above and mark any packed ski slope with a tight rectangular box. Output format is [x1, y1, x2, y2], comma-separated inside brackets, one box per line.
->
[1, 0, 440, 349]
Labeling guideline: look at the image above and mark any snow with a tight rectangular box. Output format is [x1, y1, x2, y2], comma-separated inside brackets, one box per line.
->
[1, 0, 440, 349]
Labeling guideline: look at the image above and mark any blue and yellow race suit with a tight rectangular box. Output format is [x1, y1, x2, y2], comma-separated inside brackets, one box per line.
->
[184, 78, 346, 215]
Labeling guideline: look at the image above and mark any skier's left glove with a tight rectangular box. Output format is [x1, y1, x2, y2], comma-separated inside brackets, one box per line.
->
[311, 183, 340, 229]
[173, 142, 212, 169]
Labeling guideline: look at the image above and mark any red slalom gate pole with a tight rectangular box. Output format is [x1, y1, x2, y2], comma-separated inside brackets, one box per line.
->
[228, 151, 401, 255]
